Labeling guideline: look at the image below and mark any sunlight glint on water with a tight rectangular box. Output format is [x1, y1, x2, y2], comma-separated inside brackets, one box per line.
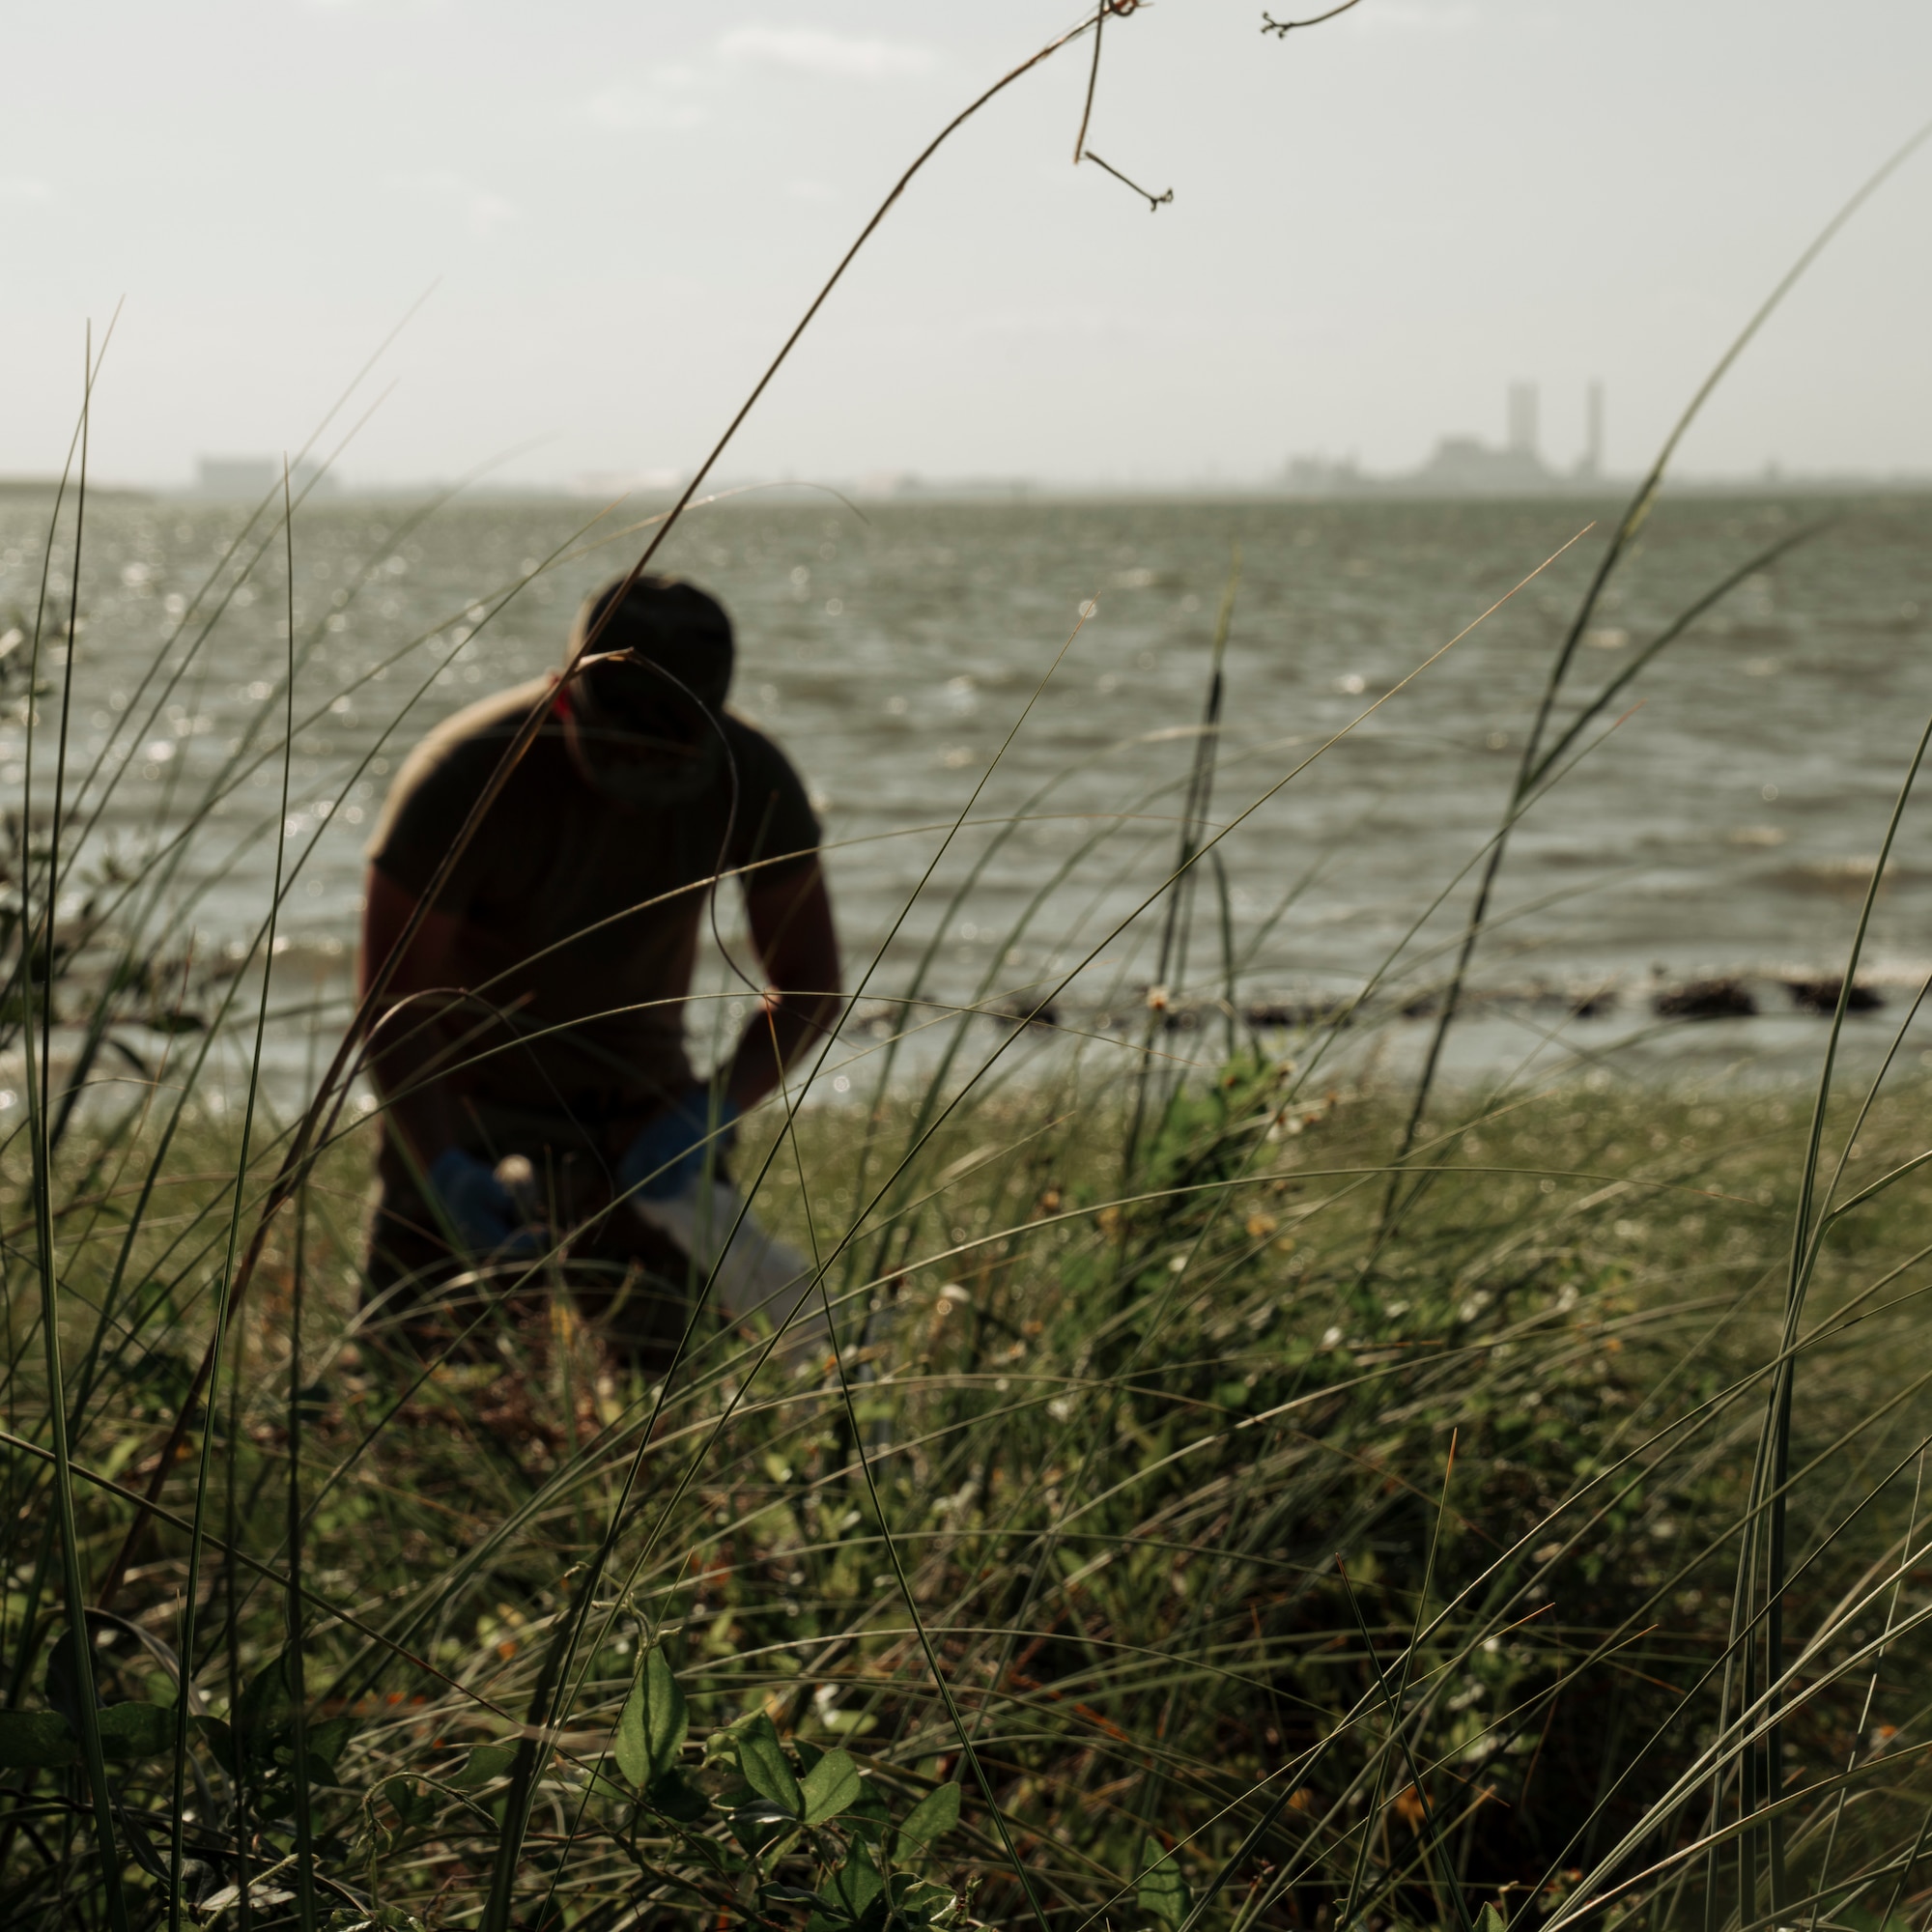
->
[4, 490, 1931, 1095]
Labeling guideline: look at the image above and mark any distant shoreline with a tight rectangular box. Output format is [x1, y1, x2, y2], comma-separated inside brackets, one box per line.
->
[8, 476, 1932, 508]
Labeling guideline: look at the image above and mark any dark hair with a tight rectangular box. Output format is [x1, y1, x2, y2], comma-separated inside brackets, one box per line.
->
[566, 575, 735, 721]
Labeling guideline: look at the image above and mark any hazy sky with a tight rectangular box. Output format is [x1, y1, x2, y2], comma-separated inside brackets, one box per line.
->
[6, 1, 1930, 489]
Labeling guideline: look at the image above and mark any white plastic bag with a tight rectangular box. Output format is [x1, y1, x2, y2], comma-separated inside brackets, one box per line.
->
[631, 1180, 828, 1367]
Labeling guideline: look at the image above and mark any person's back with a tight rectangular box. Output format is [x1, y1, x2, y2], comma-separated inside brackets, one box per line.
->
[356, 574, 840, 1367]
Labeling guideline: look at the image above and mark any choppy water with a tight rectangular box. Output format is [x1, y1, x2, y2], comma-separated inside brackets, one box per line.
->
[4, 486, 1932, 1098]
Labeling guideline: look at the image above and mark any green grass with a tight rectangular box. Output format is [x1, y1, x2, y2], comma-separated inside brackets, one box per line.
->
[7, 1065, 1932, 1931]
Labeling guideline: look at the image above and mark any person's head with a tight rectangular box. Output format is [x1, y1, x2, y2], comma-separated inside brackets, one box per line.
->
[556, 575, 734, 809]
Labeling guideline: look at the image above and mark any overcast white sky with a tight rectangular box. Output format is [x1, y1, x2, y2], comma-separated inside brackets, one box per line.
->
[5, 1, 1930, 489]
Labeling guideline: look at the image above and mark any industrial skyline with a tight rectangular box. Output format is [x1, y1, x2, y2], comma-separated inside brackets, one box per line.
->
[15, 377, 1913, 505]
[1281, 380, 1602, 496]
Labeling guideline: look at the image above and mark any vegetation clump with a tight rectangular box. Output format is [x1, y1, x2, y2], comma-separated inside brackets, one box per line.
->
[6, 1065, 1931, 1929]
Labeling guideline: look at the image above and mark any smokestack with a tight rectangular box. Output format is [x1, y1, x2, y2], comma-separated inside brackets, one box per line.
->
[1581, 380, 1605, 478]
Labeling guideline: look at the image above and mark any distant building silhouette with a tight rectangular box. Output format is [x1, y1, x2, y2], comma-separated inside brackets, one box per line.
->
[1281, 452, 1366, 495]
[1407, 383, 1550, 492]
[1408, 435, 1552, 494]
[1577, 381, 1605, 480]
[1283, 382, 1614, 497]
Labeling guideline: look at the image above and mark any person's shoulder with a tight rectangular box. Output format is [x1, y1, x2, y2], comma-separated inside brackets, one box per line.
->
[387, 677, 554, 795]
[370, 678, 558, 888]
[409, 677, 554, 765]
[719, 710, 820, 869]
[719, 709, 801, 779]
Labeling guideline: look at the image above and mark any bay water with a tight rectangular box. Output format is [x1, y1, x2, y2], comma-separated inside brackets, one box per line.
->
[4, 487, 1930, 1105]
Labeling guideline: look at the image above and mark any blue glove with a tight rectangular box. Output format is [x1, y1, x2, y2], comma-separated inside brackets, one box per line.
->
[427, 1147, 540, 1257]
[618, 1087, 741, 1202]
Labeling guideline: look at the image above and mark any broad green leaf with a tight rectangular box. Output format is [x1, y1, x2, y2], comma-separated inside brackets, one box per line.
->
[682, 1829, 740, 1874]
[646, 1768, 712, 1824]
[842, 1778, 894, 1843]
[896, 1780, 960, 1850]
[449, 1742, 519, 1789]
[763, 1882, 825, 1908]
[729, 1795, 797, 1856]
[191, 1716, 237, 1774]
[237, 1650, 293, 1737]
[612, 1686, 645, 1787]
[800, 1747, 863, 1823]
[306, 1714, 355, 1781]
[829, 1841, 884, 1919]
[889, 1874, 958, 1926]
[389, 1777, 440, 1829]
[96, 1702, 174, 1759]
[1476, 1906, 1508, 1932]
[0, 1710, 76, 1769]
[1137, 1834, 1189, 1928]
[615, 1648, 687, 1790]
[735, 1713, 802, 1814]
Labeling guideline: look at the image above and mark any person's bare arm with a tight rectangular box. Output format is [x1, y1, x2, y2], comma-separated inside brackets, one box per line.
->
[724, 860, 841, 1112]
[357, 866, 468, 1169]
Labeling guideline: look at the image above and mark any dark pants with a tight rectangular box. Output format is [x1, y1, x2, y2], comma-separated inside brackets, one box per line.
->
[362, 1115, 698, 1374]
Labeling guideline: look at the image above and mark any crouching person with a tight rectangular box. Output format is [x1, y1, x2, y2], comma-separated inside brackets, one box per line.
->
[355, 574, 839, 1370]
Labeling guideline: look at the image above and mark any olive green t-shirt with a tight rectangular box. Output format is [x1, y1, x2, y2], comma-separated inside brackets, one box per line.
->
[367, 677, 819, 1123]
